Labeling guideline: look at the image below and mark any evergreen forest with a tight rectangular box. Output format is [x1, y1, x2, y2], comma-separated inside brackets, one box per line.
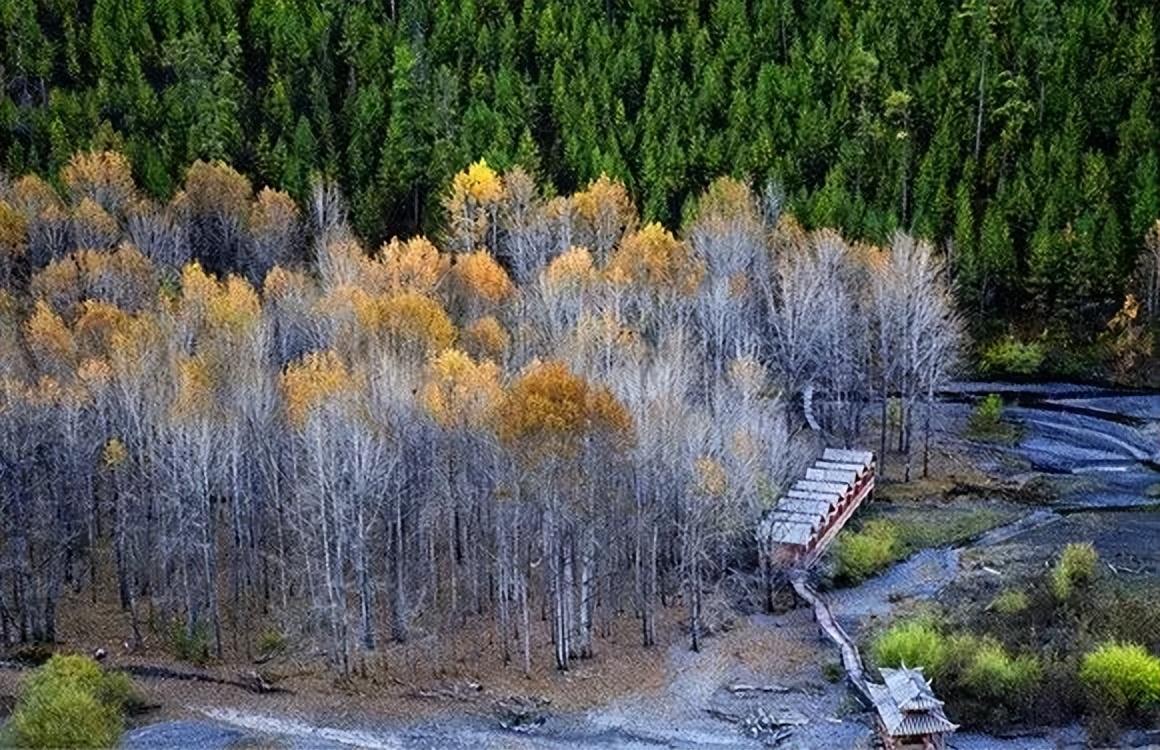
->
[3, 0, 1158, 348]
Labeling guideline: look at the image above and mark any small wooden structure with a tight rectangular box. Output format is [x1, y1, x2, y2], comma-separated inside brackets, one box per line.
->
[865, 667, 958, 749]
[760, 448, 876, 568]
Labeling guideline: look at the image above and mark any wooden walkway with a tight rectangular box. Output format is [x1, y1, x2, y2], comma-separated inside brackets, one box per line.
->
[788, 570, 872, 707]
[774, 450, 958, 747]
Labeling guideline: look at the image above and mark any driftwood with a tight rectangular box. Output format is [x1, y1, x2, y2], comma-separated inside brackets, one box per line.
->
[727, 683, 792, 695]
[0, 657, 289, 695]
[495, 695, 550, 732]
[390, 675, 485, 703]
[706, 706, 804, 743]
[118, 664, 290, 694]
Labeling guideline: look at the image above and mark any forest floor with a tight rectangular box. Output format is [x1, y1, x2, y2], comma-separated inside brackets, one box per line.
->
[5, 385, 1159, 747]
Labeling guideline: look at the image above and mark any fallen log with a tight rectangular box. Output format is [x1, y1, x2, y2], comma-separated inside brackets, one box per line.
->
[119, 664, 291, 694]
[727, 683, 792, 694]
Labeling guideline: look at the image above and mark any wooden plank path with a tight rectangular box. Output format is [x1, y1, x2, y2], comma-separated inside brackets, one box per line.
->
[772, 449, 959, 748]
[788, 570, 873, 707]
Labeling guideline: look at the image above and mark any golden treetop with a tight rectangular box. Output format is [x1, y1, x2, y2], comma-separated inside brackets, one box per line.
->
[573, 174, 637, 247]
[544, 246, 597, 290]
[451, 250, 514, 305]
[173, 354, 219, 420]
[463, 316, 511, 360]
[695, 177, 757, 224]
[250, 187, 299, 234]
[10, 174, 63, 216]
[61, 150, 135, 211]
[692, 456, 728, 499]
[180, 261, 220, 308]
[206, 275, 262, 334]
[451, 160, 504, 205]
[264, 265, 314, 302]
[74, 300, 131, 359]
[0, 201, 28, 255]
[420, 348, 504, 428]
[607, 222, 703, 295]
[339, 290, 456, 355]
[281, 349, 358, 427]
[77, 355, 112, 385]
[102, 437, 128, 468]
[31, 256, 81, 312]
[26, 300, 77, 371]
[375, 236, 449, 295]
[179, 160, 253, 218]
[496, 359, 632, 454]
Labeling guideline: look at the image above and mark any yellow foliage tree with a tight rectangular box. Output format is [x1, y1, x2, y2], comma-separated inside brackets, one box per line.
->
[9, 174, 64, 217]
[0, 201, 28, 256]
[317, 237, 369, 289]
[180, 261, 220, 310]
[264, 265, 314, 302]
[371, 292, 457, 354]
[496, 360, 632, 458]
[573, 174, 638, 259]
[607, 222, 703, 295]
[692, 456, 728, 499]
[102, 437, 128, 468]
[462, 316, 511, 360]
[249, 187, 299, 235]
[451, 250, 514, 306]
[30, 255, 82, 313]
[421, 349, 503, 428]
[375, 236, 450, 295]
[444, 160, 504, 252]
[281, 350, 357, 427]
[173, 354, 219, 420]
[179, 160, 253, 220]
[544, 246, 597, 291]
[25, 301, 77, 377]
[206, 275, 261, 334]
[61, 150, 136, 213]
[74, 300, 131, 359]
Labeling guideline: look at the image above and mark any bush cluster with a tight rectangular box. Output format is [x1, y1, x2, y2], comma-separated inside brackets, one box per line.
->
[989, 589, 1029, 615]
[871, 616, 949, 679]
[7, 654, 138, 749]
[871, 617, 1042, 724]
[834, 520, 902, 584]
[980, 338, 1045, 377]
[958, 638, 1042, 701]
[1052, 542, 1099, 601]
[1079, 642, 1160, 713]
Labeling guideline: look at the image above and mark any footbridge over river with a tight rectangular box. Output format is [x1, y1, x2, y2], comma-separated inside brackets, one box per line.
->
[763, 448, 958, 749]
[759, 448, 876, 568]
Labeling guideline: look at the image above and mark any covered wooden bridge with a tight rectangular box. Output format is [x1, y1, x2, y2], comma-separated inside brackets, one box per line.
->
[759, 448, 876, 568]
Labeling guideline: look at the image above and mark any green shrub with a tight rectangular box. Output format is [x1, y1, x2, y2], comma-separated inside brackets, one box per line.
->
[981, 337, 1045, 376]
[959, 639, 1041, 700]
[968, 393, 1003, 431]
[257, 628, 287, 658]
[872, 617, 949, 679]
[989, 589, 1029, 615]
[1079, 642, 1160, 713]
[7, 655, 134, 749]
[835, 520, 902, 584]
[821, 661, 844, 683]
[1052, 542, 1098, 601]
[168, 619, 211, 664]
